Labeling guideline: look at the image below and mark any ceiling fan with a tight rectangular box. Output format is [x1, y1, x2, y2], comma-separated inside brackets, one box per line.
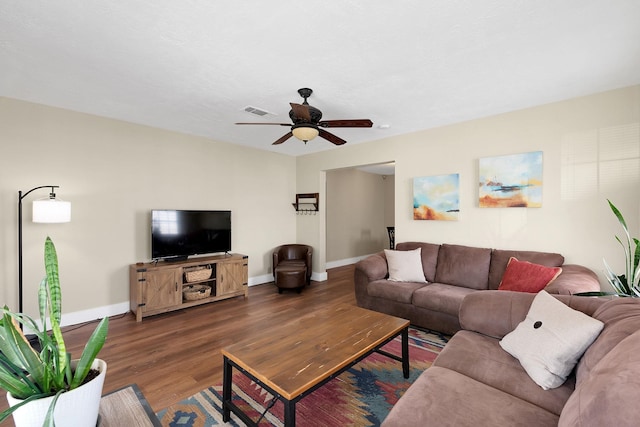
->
[235, 88, 373, 145]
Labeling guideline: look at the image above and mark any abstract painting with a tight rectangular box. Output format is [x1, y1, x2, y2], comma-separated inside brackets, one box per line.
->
[413, 174, 459, 220]
[478, 151, 543, 208]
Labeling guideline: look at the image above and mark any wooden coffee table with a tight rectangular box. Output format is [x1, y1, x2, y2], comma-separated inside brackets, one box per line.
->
[221, 304, 410, 426]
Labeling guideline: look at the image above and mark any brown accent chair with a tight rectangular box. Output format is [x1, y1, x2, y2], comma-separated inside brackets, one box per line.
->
[272, 244, 313, 293]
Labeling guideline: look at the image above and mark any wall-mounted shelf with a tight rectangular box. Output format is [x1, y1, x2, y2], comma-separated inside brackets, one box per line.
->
[292, 193, 319, 214]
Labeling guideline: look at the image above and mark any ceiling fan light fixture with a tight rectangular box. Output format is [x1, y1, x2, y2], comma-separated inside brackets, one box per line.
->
[291, 124, 319, 142]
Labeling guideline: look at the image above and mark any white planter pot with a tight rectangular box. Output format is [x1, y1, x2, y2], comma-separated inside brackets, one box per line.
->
[6, 359, 107, 427]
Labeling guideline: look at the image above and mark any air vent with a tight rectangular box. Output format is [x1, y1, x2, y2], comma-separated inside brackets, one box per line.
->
[243, 106, 275, 117]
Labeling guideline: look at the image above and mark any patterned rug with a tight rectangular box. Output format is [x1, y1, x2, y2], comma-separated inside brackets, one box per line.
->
[157, 328, 448, 426]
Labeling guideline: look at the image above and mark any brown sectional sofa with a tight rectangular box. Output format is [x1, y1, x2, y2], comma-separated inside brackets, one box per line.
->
[354, 242, 601, 335]
[382, 291, 640, 426]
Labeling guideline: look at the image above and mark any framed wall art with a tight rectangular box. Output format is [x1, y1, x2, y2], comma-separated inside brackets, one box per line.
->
[413, 173, 460, 220]
[478, 151, 543, 208]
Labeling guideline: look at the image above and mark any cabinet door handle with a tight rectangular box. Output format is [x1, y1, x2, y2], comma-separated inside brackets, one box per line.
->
[175, 282, 178, 292]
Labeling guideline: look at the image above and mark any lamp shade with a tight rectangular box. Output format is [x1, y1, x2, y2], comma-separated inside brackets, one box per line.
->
[291, 124, 319, 142]
[32, 199, 71, 223]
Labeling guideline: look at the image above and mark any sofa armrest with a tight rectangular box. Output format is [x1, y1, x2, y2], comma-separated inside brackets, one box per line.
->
[545, 264, 601, 295]
[355, 252, 388, 281]
[354, 253, 387, 306]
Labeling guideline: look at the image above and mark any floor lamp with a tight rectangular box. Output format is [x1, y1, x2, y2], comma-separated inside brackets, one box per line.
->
[18, 185, 71, 314]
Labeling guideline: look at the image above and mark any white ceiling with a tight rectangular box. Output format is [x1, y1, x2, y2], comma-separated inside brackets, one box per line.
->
[1, 1, 639, 157]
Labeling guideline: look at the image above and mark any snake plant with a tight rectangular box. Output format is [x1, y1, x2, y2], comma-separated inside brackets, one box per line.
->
[0, 237, 109, 426]
[603, 200, 640, 297]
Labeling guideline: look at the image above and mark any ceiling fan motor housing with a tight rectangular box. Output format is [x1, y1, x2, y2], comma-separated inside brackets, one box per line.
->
[289, 105, 322, 124]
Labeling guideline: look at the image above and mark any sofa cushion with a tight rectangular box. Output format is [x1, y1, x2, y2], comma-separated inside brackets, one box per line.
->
[412, 283, 476, 316]
[559, 330, 640, 427]
[500, 291, 604, 390]
[460, 291, 607, 340]
[498, 257, 562, 293]
[381, 366, 560, 427]
[434, 330, 574, 415]
[367, 279, 427, 304]
[489, 249, 564, 290]
[575, 298, 640, 384]
[434, 244, 492, 290]
[395, 242, 440, 282]
[384, 248, 426, 283]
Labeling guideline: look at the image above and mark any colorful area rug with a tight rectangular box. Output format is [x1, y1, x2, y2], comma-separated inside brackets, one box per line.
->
[157, 328, 448, 426]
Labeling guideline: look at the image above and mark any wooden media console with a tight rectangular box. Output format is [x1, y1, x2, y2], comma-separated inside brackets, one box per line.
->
[129, 253, 248, 322]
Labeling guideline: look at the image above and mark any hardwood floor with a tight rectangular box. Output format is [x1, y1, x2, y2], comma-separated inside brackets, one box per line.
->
[0, 265, 357, 423]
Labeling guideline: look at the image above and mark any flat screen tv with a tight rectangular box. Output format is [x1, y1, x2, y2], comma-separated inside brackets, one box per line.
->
[151, 210, 231, 260]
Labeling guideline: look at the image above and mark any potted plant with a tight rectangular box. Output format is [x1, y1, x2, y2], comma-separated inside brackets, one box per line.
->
[603, 199, 640, 297]
[0, 236, 109, 427]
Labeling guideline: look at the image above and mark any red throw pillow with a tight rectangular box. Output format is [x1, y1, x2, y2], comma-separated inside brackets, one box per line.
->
[498, 257, 562, 293]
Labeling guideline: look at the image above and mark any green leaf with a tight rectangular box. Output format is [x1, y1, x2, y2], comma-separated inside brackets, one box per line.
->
[0, 311, 46, 387]
[38, 277, 48, 331]
[44, 237, 67, 379]
[44, 390, 63, 427]
[44, 237, 62, 325]
[603, 258, 630, 295]
[70, 317, 108, 389]
[0, 367, 35, 397]
[633, 238, 640, 282]
[608, 199, 629, 230]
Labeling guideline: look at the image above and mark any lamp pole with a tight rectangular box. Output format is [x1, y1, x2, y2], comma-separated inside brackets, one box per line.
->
[17, 185, 61, 313]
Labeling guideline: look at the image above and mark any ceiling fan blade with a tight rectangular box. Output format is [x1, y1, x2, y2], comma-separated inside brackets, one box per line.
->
[318, 129, 347, 145]
[272, 132, 293, 145]
[289, 103, 311, 121]
[318, 119, 373, 128]
[235, 122, 291, 126]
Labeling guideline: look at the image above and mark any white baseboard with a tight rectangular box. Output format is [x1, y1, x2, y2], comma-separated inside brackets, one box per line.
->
[251, 271, 329, 283]
[312, 271, 328, 281]
[59, 302, 131, 328]
[25, 301, 131, 334]
[248, 273, 274, 286]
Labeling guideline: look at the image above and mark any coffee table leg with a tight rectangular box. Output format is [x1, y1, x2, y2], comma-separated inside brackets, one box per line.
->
[402, 327, 409, 378]
[222, 356, 232, 422]
[284, 399, 296, 427]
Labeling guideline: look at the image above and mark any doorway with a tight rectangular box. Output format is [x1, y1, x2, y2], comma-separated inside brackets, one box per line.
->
[325, 162, 395, 268]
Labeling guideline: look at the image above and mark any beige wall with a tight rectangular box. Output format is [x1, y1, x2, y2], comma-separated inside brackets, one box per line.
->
[297, 86, 640, 289]
[0, 98, 296, 323]
[326, 168, 388, 262]
[384, 174, 395, 231]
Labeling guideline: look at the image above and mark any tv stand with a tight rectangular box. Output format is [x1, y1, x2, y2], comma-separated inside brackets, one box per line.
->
[129, 253, 248, 322]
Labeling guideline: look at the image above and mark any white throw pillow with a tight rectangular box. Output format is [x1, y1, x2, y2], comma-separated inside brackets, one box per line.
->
[499, 290, 604, 390]
[384, 248, 427, 283]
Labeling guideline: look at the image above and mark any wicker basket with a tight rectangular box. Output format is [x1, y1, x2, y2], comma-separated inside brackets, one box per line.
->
[184, 266, 212, 283]
[182, 284, 212, 301]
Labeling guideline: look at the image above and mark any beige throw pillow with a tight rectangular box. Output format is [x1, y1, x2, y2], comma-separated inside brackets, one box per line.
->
[499, 290, 604, 390]
[384, 248, 427, 283]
